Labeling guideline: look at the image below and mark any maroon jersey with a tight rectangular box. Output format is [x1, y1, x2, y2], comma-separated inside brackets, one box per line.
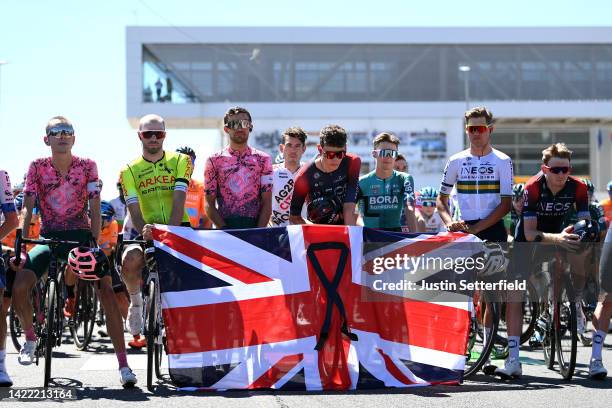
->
[290, 154, 361, 225]
[515, 173, 589, 241]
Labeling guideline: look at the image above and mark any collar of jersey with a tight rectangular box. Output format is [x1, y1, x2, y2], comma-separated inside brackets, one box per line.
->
[227, 145, 252, 157]
[141, 151, 167, 164]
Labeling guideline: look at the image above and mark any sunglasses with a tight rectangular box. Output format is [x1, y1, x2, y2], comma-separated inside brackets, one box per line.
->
[544, 165, 571, 174]
[374, 149, 399, 159]
[466, 125, 490, 134]
[47, 124, 74, 138]
[321, 150, 346, 160]
[420, 200, 436, 207]
[226, 119, 252, 130]
[139, 130, 166, 140]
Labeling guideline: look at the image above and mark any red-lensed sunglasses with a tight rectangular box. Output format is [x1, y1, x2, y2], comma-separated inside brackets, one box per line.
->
[321, 150, 346, 160]
[139, 130, 166, 140]
[544, 165, 571, 174]
[466, 125, 490, 134]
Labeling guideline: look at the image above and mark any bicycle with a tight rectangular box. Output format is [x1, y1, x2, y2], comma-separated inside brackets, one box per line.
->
[13, 229, 82, 387]
[68, 278, 99, 350]
[116, 233, 164, 391]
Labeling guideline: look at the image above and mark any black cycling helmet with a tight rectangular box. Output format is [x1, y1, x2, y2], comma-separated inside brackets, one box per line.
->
[307, 196, 342, 225]
[176, 146, 196, 164]
[573, 219, 599, 242]
[512, 183, 525, 199]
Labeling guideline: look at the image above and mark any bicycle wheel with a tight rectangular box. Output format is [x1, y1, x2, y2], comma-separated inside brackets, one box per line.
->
[464, 301, 500, 379]
[70, 281, 98, 350]
[145, 280, 157, 391]
[44, 280, 57, 387]
[555, 282, 577, 380]
[9, 307, 23, 351]
[154, 341, 163, 380]
[542, 302, 555, 369]
[494, 281, 539, 346]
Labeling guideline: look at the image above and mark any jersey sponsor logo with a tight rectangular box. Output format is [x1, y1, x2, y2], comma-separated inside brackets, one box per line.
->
[369, 195, 400, 206]
[537, 201, 572, 213]
[138, 175, 176, 189]
[271, 209, 290, 226]
[460, 166, 494, 175]
[274, 179, 295, 211]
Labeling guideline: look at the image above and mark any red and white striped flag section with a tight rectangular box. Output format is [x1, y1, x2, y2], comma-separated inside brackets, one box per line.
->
[152, 225, 478, 391]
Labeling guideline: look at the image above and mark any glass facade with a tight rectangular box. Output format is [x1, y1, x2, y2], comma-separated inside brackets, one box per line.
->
[494, 129, 590, 177]
[142, 44, 612, 103]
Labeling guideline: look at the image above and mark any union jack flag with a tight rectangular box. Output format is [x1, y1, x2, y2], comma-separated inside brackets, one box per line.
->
[152, 225, 478, 390]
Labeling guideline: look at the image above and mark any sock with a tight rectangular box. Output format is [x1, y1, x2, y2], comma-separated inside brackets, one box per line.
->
[129, 292, 142, 306]
[592, 330, 607, 360]
[66, 284, 75, 299]
[0, 349, 5, 367]
[508, 336, 520, 360]
[117, 351, 128, 369]
[25, 327, 37, 342]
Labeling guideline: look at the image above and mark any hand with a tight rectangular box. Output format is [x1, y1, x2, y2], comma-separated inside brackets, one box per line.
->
[447, 221, 469, 232]
[142, 224, 154, 241]
[557, 225, 580, 251]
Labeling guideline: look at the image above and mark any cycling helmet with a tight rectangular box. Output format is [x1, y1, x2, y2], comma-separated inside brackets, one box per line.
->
[419, 186, 438, 207]
[307, 196, 342, 225]
[14, 192, 24, 212]
[100, 200, 115, 222]
[580, 178, 594, 195]
[478, 242, 509, 277]
[176, 146, 196, 164]
[512, 183, 525, 199]
[68, 247, 109, 281]
[573, 219, 599, 242]
[607, 180, 612, 192]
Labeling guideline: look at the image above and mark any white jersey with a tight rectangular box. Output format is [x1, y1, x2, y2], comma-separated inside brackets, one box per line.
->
[122, 213, 139, 240]
[269, 163, 305, 227]
[418, 210, 446, 233]
[439, 148, 513, 221]
[0, 170, 16, 216]
[109, 196, 126, 223]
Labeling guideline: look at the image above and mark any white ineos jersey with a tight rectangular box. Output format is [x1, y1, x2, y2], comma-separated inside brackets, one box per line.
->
[269, 163, 306, 227]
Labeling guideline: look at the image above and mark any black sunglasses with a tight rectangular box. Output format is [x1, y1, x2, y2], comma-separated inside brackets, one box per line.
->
[47, 124, 74, 138]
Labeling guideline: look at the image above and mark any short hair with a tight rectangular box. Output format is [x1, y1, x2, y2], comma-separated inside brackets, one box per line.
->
[139, 114, 165, 131]
[464, 106, 494, 125]
[319, 124, 347, 147]
[281, 127, 307, 145]
[46, 116, 71, 133]
[373, 132, 400, 149]
[224, 106, 252, 124]
[396, 154, 406, 162]
[542, 143, 572, 164]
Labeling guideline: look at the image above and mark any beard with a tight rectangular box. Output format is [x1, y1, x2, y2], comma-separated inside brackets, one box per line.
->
[145, 145, 162, 155]
[229, 133, 248, 145]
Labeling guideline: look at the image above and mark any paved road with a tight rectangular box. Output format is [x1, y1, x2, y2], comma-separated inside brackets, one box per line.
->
[1, 325, 611, 407]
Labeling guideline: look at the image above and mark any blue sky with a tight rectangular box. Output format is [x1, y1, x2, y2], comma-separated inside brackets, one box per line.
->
[1, 0, 611, 199]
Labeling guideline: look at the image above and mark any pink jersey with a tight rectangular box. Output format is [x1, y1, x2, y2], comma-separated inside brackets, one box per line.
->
[24, 156, 100, 234]
[204, 146, 273, 220]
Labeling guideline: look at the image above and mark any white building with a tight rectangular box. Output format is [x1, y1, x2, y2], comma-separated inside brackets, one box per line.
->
[126, 27, 612, 192]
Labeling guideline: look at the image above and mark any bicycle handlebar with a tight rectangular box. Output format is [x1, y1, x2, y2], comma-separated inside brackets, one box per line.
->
[14, 228, 84, 266]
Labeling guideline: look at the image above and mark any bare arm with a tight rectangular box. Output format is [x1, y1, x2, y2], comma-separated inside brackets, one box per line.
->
[205, 194, 226, 229]
[126, 203, 146, 235]
[343, 203, 357, 226]
[89, 196, 101, 240]
[0, 211, 18, 241]
[19, 194, 36, 238]
[404, 204, 418, 232]
[437, 194, 467, 232]
[257, 192, 272, 228]
[289, 215, 307, 225]
[169, 190, 188, 226]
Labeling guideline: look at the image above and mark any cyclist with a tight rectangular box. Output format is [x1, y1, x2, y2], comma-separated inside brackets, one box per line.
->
[0, 170, 18, 386]
[506, 143, 590, 380]
[436, 106, 513, 376]
[601, 181, 612, 227]
[416, 187, 446, 233]
[119, 114, 192, 346]
[204, 106, 273, 229]
[269, 127, 307, 227]
[589, 223, 612, 379]
[504, 183, 524, 239]
[357, 132, 416, 231]
[394, 154, 408, 173]
[290, 125, 361, 225]
[177, 146, 211, 229]
[109, 178, 127, 228]
[11, 116, 136, 386]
